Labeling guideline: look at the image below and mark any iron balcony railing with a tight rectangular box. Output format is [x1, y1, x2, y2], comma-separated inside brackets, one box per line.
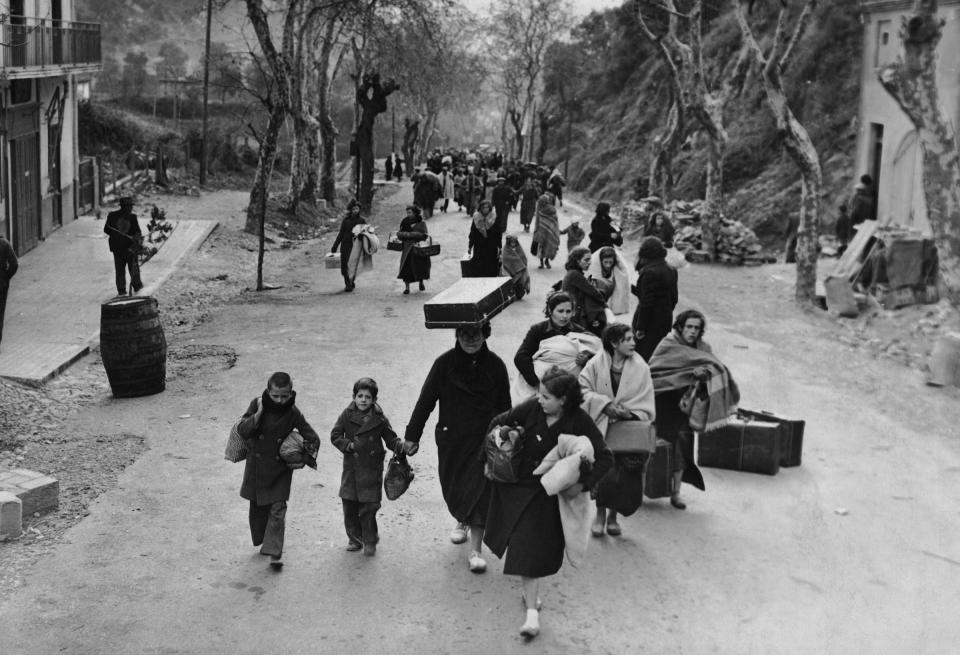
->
[3, 17, 101, 70]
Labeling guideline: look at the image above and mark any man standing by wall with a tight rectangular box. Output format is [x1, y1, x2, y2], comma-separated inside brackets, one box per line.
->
[0, 234, 19, 352]
[104, 196, 143, 296]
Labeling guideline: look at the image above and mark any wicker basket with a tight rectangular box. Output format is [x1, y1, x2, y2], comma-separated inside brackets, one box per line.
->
[414, 237, 441, 257]
[386, 232, 404, 252]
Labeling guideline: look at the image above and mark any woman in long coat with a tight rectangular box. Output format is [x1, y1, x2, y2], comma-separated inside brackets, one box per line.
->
[519, 178, 539, 232]
[330, 199, 365, 292]
[562, 246, 610, 337]
[466, 199, 502, 277]
[484, 367, 613, 639]
[587, 202, 620, 252]
[631, 236, 678, 361]
[396, 205, 431, 294]
[532, 191, 560, 269]
[403, 324, 511, 572]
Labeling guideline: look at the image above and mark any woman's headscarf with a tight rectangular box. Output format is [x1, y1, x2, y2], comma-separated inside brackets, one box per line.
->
[472, 199, 496, 236]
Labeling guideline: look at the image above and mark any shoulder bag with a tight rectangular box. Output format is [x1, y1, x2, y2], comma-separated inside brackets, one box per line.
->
[605, 419, 656, 454]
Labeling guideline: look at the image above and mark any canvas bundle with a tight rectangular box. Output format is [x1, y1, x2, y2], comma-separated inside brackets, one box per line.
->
[484, 426, 525, 483]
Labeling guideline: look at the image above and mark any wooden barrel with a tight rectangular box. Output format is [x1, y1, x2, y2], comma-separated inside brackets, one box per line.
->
[927, 331, 960, 388]
[100, 296, 167, 398]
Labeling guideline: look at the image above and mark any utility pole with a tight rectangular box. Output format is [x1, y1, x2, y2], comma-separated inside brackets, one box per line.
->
[391, 107, 396, 154]
[199, 0, 213, 185]
[564, 108, 572, 180]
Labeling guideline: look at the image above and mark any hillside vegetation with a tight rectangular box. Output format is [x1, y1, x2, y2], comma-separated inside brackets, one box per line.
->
[544, 2, 863, 246]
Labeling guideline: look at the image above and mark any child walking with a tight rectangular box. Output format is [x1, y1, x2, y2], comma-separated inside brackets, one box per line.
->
[236, 372, 320, 570]
[559, 219, 586, 253]
[331, 377, 403, 556]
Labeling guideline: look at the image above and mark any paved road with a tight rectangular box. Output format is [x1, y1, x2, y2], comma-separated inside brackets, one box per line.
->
[2, 186, 959, 654]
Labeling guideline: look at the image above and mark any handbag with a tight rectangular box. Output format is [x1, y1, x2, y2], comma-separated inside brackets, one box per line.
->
[386, 232, 403, 252]
[413, 236, 441, 257]
[595, 454, 648, 516]
[605, 419, 656, 454]
[224, 420, 247, 463]
[530, 240, 539, 256]
[679, 382, 708, 432]
[484, 426, 524, 483]
[384, 453, 415, 500]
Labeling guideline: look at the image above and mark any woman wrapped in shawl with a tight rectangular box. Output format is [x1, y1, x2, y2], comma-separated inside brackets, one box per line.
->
[587, 246, 632, 317]
[466, 199, 502, 277]
[502, 234, 530, 300]
[532, 192, 560, 269]
[648, 310, 739, 510]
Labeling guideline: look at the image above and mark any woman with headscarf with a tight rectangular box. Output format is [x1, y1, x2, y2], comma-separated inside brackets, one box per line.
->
[396, 205, 431, 294]
[562, 246, 610, 338]
[649, 310, 740, 510]
[466, 199, 502, 277]
[501, 234, 530, 300]
[484, 366, 614, 640]
[587, 246, 632, 317]
[532, 191, 561, 269]
[588, 202, 621, 253]
[631, 236, 678, 361]
[330, 199, 365, 292]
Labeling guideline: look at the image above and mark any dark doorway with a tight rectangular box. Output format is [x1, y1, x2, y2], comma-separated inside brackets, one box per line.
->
[48, 121, 62, 227]
[11, 134, 41, 254]
[869, 123, 884, 219]
[10, 0, 26, 67]
[51, 0, 63, 64]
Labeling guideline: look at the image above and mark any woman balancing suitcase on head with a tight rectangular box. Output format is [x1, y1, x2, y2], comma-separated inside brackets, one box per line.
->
[648, 310, 740, 510]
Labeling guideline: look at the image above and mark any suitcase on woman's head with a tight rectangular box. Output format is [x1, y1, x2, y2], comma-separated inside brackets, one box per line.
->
[423, 277, 516, 329]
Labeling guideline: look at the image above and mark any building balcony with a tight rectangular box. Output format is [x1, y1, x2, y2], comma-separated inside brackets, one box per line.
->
[1, 17, 101, 79]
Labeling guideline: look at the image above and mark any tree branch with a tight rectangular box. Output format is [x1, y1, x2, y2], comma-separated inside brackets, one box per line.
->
[779, 0, 818, 73]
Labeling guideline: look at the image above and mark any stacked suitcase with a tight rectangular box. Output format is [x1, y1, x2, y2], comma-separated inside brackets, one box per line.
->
[697, 409, 805, 475]
[423, 277, 516, 329]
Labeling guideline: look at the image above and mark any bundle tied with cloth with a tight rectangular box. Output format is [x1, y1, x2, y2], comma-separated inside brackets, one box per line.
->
[510, 332, 603, 404]
[347, 224, 380, 280]
[532, 433, 596, 568]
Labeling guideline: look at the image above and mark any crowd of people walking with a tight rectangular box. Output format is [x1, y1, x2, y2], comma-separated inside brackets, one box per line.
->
[239, 156, 741, 642]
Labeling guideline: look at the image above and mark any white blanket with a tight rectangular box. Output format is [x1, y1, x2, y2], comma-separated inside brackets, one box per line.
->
[509, 332, 604, 405]
[588, 248, 634, 315]
[579, 349, 656, 435]
[532, 433, 596, 568]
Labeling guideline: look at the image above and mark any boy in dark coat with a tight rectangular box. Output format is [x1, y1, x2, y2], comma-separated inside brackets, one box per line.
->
[236, 372, 320, 569]
[331, 378, 402, 556]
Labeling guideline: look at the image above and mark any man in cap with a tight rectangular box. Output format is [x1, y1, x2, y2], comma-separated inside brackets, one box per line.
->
[104, 196, 143, 296]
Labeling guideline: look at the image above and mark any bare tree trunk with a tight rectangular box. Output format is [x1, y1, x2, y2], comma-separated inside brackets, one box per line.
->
[355, 73, 398, 212]
[509, 109, 525, 162]
[649, 95, 684, 201]
[879, 0, 960, 307]
[402, 117, 419, 176]
[316, 20, 339, 205]
[535, 110, 553, 164]
[734, 0, 821, 303]
[245, 104, 285, 236]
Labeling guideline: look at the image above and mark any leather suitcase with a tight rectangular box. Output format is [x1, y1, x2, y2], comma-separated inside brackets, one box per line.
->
[423, 277, 516, 329]
[738, 409, 804, 467]
[698, 417, 781, 476]
[643, 439, 676, 499]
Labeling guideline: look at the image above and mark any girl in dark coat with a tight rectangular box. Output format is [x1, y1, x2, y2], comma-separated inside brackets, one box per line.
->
[484, 367, 614, 639]
[466, 200, 502, 277]
[643, 210, 675, 248]
[331, 377, 403, 556]
[396, 205, 431, 294]
[631, 236, 679, 361]
[236, 372, 320, 569]
[562, 246, 610, 337]
[519, 178, 540, 232]
[513, 292, 588, 390]
[403, 324, 511, 573]
[331, 200, 365, 292]
[587, 202, 621, 252]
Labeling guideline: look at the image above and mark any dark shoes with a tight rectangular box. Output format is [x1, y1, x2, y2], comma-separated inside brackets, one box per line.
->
[418, 281, 425, 291]
[346, 540, 362, 552]
[403, 288, 410, 295]
[363, 543, 377, 557]
[670, 496, 687, 510]
[269, 554, 283, 569]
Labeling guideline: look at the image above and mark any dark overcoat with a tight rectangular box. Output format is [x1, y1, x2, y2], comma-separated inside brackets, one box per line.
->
[483, 399, 613, 578]
[405, 343, 511, 523]
[332, 214, 366, 278]
[237, 392, 320, 506]
[331, 402, 401, 503]
[396, 216, 431, 283]
[632, 259, 679, 361]
[104, 208, 142, 253]
[467, 219, 502, 277]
